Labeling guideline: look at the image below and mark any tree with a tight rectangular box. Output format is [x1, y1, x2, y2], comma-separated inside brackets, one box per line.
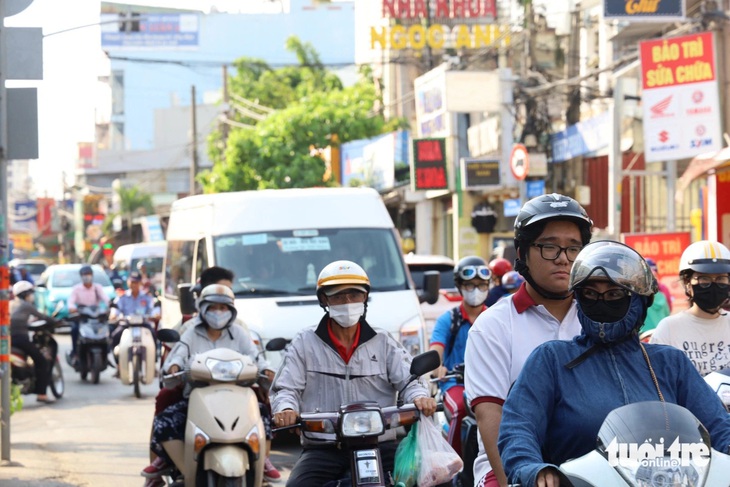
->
[103, 186, 154, 241]
[200, 37, 402, 192]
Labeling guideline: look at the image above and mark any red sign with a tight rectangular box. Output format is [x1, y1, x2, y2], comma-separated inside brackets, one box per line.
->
[510, 144, 529, 181]
[640, 32, 716, 90]
[413, 138, 448, 190]
[36, 197, 55, 237]
[623, 232, 692, 312]
[382, 0, 496, 19]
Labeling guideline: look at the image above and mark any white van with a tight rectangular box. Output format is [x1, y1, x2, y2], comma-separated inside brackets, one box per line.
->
[161, 187, 430, 367]
[113, 241, 166, 289]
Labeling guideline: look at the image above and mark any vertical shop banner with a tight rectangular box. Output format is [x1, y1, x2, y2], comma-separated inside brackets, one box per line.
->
[640, 32, 722, 162]
[623, 232, 691, 311]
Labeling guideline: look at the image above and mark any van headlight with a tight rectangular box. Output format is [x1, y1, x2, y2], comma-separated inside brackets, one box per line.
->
[206, 358, 243, 381]
[399, 318, 424, 356]
[341, 410, 384, 437]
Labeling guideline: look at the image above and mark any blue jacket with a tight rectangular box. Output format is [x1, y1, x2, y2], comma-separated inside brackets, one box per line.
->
[498, 333, 730, 486]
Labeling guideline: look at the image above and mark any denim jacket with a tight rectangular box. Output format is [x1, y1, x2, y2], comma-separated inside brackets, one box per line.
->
[498, 333, 730, 486]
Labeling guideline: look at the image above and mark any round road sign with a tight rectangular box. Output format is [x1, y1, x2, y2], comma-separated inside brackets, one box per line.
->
[510, 144, 529, 181]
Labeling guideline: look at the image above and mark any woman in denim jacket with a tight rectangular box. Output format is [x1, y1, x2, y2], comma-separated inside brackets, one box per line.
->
[498, 241, 730, 487]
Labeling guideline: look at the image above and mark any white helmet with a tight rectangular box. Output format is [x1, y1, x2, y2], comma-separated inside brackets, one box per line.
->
[197, 284, 237, 326]
[12, 280, 34, 297]
[316, 260, 370, 305]
[679, 240, 730, 276]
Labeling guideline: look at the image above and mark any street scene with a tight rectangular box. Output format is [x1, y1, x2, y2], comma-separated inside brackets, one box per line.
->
[2, 0, 730, 486]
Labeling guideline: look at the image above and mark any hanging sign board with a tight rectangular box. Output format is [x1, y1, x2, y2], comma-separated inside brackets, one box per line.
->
[412, 138, 448, 190]
[462, 158, 500, 189]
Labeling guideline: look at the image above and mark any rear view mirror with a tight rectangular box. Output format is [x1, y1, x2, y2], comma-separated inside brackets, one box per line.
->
[417, 270, 440, 305]
[266, 337, 290, 352]
[157, 329, 181, 343]
[177, 283, 196, 316]
[410, 350, 440, 377]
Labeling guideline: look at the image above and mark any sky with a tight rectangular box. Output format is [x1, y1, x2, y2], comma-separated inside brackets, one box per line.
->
[6, 0, 296, 200]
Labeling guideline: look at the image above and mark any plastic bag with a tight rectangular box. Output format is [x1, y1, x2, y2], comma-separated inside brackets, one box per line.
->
[393, 423, 420, 487]
[417, 416, 464, 487]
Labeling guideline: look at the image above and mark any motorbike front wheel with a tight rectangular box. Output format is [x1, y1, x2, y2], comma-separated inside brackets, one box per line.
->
[49, 360, 64, 398]
[91, 353, 102, 384]
[206, 470, 244, 487]
[133, 354, 141, 398]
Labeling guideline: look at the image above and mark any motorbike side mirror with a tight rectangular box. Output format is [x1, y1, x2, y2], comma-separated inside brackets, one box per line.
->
[266, 337, 290, 352]
[178, 283, 196, 316]
[157, 329, 181, 343]
[397, 350, 441, 407]
[417, 271, 440, 305]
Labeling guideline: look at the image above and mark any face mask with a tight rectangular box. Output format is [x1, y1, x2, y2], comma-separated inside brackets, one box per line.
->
[329, 302, 364, 328]
[204, 310, 233, 330]
[81, 275, 93, 285]
[578, 294, 645, 344]
[692, 284, 729, 313]
[462, 288, 488, 307]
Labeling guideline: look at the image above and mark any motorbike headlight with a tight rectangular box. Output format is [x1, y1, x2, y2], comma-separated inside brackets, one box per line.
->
[399, 318, 424, 356]
[205, 358, 243, 381]
[341, 410, 384, 437]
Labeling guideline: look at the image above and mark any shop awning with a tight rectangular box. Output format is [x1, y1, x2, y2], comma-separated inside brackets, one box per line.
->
[675, 146, 730, 204]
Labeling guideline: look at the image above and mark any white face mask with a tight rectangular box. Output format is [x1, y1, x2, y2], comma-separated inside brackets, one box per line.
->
[329, 302, 364, 328]
[204, 310, 232, 330]
[81, 275, 93, 285]
[462, 288, 489, 307]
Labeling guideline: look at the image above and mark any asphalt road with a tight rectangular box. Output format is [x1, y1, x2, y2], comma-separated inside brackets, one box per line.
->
[0, 334, 300, 486]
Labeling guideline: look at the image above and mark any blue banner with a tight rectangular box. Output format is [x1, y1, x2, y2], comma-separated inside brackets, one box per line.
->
[550, 112, 610, 163]
[604, 0, 685, 21]
[526, 180, 545, 199]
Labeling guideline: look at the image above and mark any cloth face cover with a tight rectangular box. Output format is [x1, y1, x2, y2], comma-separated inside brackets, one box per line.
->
[462, 288, 489, 307]
[204, 310, 233, 330]
[692, 283, 729, 313]
[329, 302, 365, 328]
[577, 293, 645, 344]
[81, 275, 93, 285]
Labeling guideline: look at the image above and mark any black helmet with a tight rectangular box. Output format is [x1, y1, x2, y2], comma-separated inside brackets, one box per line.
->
[79, 265, 93, 275]
[454, 256, 489, 286]
[514, 193, 592, 246]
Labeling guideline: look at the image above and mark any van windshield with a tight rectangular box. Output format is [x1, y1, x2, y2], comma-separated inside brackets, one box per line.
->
[213, 228, 409, 297]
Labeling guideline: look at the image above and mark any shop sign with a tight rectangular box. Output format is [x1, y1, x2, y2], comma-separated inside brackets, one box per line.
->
[640, 32, 721, 162]
[412, 138, 448, 190]
[462, 158, 500, 189]
[604, 0, 685, 22]
[549, 112, 610, 163]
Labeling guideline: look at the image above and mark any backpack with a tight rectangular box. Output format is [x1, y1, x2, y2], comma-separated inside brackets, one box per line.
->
[446, 306, 465, 356]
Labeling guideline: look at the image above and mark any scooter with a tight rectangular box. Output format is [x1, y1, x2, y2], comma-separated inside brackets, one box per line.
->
[10, 317, 66, 399]
[272, 347, 443, 487]
[532, 401, 730, 486]
[67, 304, 111, 384]
[703, 368, 730, 412]
[114, 313, 157, 398]
[157, 328, 266, 487]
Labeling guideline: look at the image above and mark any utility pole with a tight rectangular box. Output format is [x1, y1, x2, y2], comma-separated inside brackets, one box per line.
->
[190, 85, 198, 196]
[0, 0, 10, 462]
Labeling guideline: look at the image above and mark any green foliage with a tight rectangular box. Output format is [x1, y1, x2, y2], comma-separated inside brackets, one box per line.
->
[103, 185, 154, 238]
[201, 37, 400, 193]
[10, 384, 24, 414]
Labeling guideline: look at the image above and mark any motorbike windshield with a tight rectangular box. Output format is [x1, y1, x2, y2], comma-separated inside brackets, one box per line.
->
[213, 228, 409, 297]
[596, 401, 711, 486]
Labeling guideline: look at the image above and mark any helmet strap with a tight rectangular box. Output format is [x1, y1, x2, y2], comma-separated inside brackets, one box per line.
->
[514, 258, 572, 301]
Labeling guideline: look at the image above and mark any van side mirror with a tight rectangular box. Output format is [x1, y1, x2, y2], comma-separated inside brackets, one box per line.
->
[177, 283, 197, 316]
[417, 270, 440, 305]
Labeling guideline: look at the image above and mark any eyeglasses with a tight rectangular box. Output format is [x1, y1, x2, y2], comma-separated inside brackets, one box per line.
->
[462, 282, 489, 292]
[577, 287, 630, 303]
[327, 291, 367, 305]
[691, 275, 730, 288]
[531, 243, 582, 262]
[458, 265, 491, 281]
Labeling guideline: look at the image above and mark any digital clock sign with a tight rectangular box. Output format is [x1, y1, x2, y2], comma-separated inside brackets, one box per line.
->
[413, 138, 448, 190]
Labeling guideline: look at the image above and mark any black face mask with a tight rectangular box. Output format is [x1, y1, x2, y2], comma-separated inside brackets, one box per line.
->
[692, 283, 729, 313]
[578, 295, 632, 323]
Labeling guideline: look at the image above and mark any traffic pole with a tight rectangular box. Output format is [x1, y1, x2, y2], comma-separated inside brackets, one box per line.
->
[0, 0, 11, 463]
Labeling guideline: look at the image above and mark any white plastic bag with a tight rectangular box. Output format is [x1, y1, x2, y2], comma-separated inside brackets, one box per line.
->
[416, 416, 464, 487]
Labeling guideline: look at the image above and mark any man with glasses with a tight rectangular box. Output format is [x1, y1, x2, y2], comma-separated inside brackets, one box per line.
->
[464, 194, 592, 487]
[429, 256, 491, 457]
[271, 260, 437, 487]
[651, 240, 730, 376]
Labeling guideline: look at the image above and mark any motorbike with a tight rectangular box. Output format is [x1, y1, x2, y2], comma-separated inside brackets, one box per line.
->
[272, 346, 442, 487]
[67, 304, 111, 384]
[508, 401, 730, 487]
[430, 363, 477, 487]
[10, 316, 66, 399]
[703, 368, 730, 412]
[113, 313, 157, 398]
[157, 328, 267, 487]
